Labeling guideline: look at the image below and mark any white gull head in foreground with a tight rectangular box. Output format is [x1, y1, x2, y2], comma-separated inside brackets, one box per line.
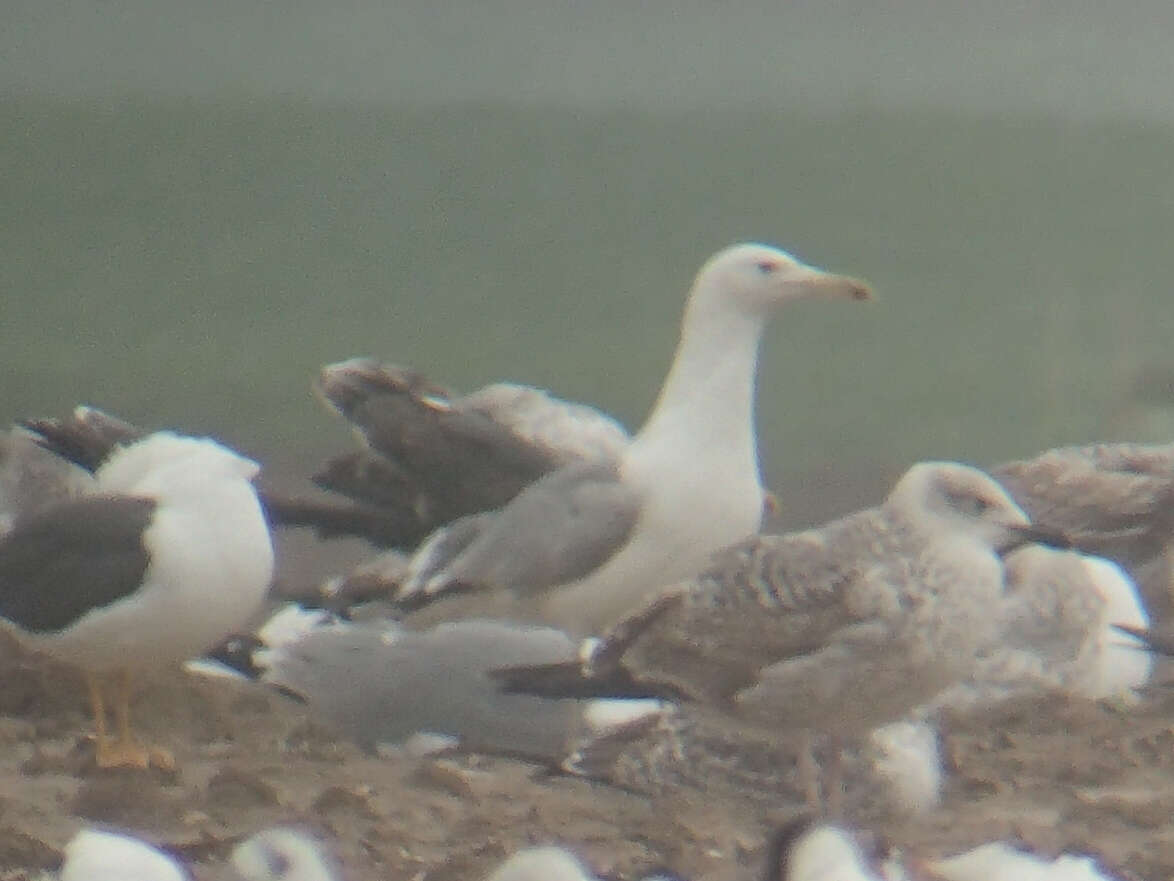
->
[61, 829, 188, 881]
[0, 431, 274, 768]
[396, 243, 871, 634]
[231, 828, 338, 881]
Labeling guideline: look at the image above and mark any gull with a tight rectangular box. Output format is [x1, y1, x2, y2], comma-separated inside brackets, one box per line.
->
[0, 432, 274, 768]
[495, 461, 1051, 809]
[60, 829, 188, 881]
[192, 604, 664, 770]
[231, 828, 339, 881]
[394, 243, 871, 634]
[991, 442, 1174, 619]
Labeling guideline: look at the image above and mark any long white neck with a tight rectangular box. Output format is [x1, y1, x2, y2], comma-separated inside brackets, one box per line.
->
[625, 294, 766, 479]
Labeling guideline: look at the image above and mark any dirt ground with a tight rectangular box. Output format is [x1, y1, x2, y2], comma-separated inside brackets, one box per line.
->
[2, 634, 1174, 881]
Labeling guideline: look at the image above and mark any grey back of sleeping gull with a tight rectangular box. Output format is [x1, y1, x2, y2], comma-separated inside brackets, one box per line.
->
[992, 442, 1174, 620]
[236, 607, 663, 764]
[394, 244, 872, 635]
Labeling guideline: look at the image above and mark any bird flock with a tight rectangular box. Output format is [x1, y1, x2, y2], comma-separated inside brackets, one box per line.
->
[1, 242, 1172, 879]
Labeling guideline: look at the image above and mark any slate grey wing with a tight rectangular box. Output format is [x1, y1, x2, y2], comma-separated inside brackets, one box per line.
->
[0, 495, 155, 633]
[410, 458, 643, 601]
[317, 359, 561, 515]
[992, 442, 1174, 617]
[21, 407, 144, 473]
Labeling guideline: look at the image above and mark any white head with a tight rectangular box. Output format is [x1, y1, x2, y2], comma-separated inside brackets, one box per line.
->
[97, 432, 261, 496]
[484, 846, 597, 881]
[886, 461, 1034, 552]
[772, 822, 883, 881]
[61, 829, 187, 881]
[687, 243, 871, 320]
[231, 828, 337, 881]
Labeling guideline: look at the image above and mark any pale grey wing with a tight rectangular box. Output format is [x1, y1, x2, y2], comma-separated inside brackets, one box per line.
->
[263, 618, 587, 761]
[993, 442, 1174, 618]
[419, 458, 643, 599]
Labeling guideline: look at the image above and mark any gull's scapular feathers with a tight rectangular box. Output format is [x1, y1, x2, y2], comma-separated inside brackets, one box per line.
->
[394, 244, 870, 634]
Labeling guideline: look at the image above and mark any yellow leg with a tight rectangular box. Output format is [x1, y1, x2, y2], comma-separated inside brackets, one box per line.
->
[88, 669, 149, 769]
[85, 672, 109, 748]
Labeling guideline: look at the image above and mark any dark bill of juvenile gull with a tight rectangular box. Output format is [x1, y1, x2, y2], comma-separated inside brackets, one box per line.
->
[494, 461, 1049, 809]
[393, 243, 872, 635]
[0, 432, 274, 769]
[191, 604, 664, 770]
[992, 441, 1174, 620]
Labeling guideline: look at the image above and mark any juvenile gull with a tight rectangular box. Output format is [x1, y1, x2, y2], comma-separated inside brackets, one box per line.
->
[395, 243, 871, 634]
[496, 461, 1046, 808]
[0, 432, 274, 768]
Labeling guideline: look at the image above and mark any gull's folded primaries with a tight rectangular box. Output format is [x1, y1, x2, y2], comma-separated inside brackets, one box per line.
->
[0, 432, 274, 768]
[393, 243, 871, 635]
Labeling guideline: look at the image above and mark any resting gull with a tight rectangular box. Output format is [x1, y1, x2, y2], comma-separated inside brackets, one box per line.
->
[61, 829, 188, 881]
[231, 828, 339, 881]
[991, 442, 1174, 620]
[193, 604, 663, 770]
[0, 431, 274, 768]
[495, 461, 1050, 808]
[765, 819, 1123, 881]
[394, 243, 871, 633]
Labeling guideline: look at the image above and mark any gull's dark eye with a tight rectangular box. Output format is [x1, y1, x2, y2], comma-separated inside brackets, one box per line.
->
[945, 489, 991, 517]
[755, 261, 777, 275]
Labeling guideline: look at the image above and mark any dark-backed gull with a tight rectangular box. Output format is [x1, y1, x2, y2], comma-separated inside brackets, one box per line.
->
[0, 432, 274, 768]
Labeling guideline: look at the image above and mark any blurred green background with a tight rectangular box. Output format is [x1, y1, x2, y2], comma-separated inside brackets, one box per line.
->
[3, 0, 1173, 533]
